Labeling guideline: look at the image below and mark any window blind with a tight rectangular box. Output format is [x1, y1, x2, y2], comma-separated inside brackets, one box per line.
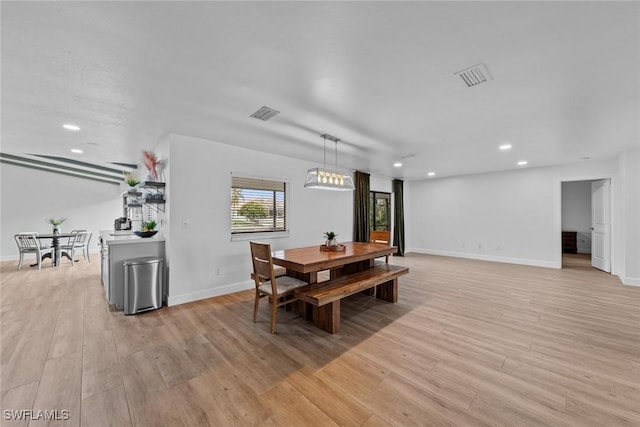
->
[231, 176, 287, 234]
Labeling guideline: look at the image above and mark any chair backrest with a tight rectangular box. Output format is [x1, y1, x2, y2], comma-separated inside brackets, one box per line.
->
[370, 230, 391, 245]
[68, 230, 87, 244]
[250, 241, 277, 293]
[73, 231, 90, 246]
[14, 233, 38, 250]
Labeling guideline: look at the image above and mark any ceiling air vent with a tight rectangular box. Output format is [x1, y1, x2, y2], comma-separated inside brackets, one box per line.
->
[250, 106, 280, 121]
[454, 63, 492, 87]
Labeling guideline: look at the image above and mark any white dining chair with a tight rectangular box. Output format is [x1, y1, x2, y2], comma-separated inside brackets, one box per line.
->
[66, 230, 92, 263]
[59, 231, 90, 266]
[80, 231, 92, 263]
[14, 232, 52, 270]
[66, 230, 86, 244]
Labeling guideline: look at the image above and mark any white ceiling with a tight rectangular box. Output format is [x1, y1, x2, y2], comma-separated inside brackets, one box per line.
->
[2, 1, 638, 180]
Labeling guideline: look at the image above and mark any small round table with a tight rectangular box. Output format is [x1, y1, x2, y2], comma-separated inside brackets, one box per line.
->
[32, 233, 75, 267]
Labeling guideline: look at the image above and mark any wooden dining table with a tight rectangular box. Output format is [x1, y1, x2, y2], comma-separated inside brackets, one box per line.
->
[271, 241, 397, 284]
[271, 242, 404, 332]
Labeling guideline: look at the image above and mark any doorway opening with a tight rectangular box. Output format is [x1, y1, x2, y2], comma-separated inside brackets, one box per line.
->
[562, 253, 592, 271]
[560, 179, 611, 272]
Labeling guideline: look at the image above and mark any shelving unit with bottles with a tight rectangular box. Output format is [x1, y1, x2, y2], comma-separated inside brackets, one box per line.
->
[122, 181, 165, 228]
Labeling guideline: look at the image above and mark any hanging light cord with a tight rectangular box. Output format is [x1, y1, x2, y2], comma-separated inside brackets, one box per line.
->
[323, 135, 327, 172]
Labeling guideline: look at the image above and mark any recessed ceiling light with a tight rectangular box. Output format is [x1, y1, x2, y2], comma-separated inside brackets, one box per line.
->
[580, 156, 590, 160]
[70, 148, 83, 154]
[428, 172, 435, 177]
[393, 162, 402, 168]
[517, 161, 528, 166]
[499, 144, 512, 150]
[63, 124, 80, 131]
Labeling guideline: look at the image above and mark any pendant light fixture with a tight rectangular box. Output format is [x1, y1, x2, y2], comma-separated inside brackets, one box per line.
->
[304, 134, 355, 191]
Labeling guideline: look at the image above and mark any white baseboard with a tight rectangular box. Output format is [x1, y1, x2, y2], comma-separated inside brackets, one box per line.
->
[168, 280, 253, 306]
[619, 275, 640, 287]
[406, 248, 560, 269]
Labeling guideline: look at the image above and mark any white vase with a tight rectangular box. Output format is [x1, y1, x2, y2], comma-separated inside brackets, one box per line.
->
[155, 164, 165, 182]
[53, 225, 61, 235]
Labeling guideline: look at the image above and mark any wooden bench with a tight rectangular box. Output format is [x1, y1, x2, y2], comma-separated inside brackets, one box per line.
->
[294, 264, 409, 333]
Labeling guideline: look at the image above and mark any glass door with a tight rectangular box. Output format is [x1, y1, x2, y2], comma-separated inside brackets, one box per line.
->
[370, 192, 391, 231]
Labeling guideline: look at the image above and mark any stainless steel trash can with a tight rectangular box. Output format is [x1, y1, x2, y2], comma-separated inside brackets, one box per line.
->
[124, 257, 164, 315]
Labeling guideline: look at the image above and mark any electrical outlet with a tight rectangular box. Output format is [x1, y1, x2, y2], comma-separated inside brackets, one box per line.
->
[478, 244, 482, 250]
[215, 267, 220, 276]
[182, 220, 190, 229]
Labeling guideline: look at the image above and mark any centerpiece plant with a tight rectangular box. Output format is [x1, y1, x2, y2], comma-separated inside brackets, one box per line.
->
[323, 231, 338, 247]
[46, 217, 66, 234]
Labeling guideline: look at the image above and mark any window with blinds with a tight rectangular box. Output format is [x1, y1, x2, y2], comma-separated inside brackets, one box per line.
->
[231, 176, 287, 234]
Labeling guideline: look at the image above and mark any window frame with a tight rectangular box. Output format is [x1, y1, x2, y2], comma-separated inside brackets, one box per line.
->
[230, 174, 290, 240]
[370, 191, 391, 231]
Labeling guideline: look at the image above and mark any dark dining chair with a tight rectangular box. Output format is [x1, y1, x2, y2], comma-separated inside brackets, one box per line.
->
[14, 232, 52, 270]
[250, 241, 309, 333]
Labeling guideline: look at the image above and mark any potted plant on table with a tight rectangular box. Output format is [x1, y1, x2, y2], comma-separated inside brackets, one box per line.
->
[323, 231, 338, 247]
[46, 217, 66, 235]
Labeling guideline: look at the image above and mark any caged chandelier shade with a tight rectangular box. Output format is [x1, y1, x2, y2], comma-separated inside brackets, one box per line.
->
[304, 134, 355, 191]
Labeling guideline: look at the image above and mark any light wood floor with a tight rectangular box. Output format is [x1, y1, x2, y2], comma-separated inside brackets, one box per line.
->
[1, 253, 639, 426]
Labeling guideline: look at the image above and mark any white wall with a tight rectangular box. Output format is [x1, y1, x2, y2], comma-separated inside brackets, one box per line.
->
[0, 163, 122, 260]
[561, 180, 592, 254]
[619, 148, 640, 285]
[370, 175, 392, 193]
[164, 134, 353, 306]
[406, 159, 620, 270]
